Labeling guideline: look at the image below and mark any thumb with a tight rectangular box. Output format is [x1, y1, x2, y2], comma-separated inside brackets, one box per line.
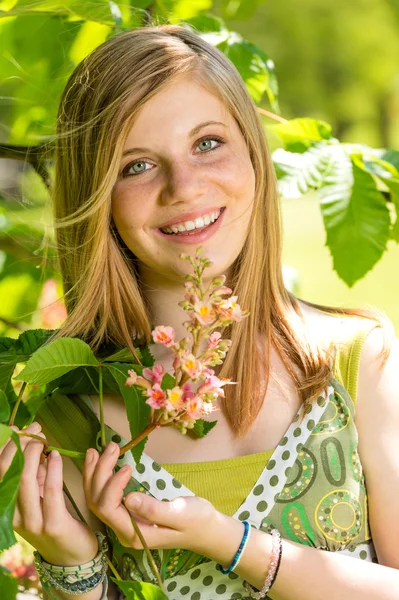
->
[124, 493, 181, 530]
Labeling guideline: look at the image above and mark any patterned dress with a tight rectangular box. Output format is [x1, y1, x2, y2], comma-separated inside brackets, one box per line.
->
[37, 323, 379, 599]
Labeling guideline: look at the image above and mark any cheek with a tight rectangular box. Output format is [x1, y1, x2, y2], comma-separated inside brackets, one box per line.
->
[111, 185, 153, 236]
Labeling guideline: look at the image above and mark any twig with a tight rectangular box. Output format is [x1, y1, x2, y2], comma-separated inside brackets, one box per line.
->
[118, 423, 158, 457]
[8, 382, 27, 426]
[257, 107, 288, 124]
[0, 142, 53, 191]
[0, 317, 25, 331]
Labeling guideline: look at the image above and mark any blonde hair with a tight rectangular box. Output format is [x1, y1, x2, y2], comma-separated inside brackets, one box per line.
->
[49, 24, 393, 438]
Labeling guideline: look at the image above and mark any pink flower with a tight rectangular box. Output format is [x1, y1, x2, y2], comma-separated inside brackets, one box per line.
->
[193, 299, 217, 325]
[181, 353, 202, 379]
[182, 382, 195, 401]
[145, 384, 167, 409]
[184, 396, 204, 420]
[208, 332, 222, 349]
[211, 286, 232, 297]
[165, 386, 185, 412]
[197, 375, 234, 399]
[215, 296, 243, 322]
[125, 370, 151, 389]
[143, 364, 165, 385]
[152, 325, 175, 347]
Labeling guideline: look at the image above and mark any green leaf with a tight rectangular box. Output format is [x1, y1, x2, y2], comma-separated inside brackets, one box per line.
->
[188, 418, 217, 439]
[0, 565, 18, 600]
[222, 0, 263, 20]
[102, 347, 142, 363]
[270, 118, 333, 153]
[0, 429, 24, 551]
[319, 152, 390, 286]
[15, 338, 99, 385]
[383, 178, 399, 241]
[160, 373, 176, 391]
[381, 149, 399, 172]
[17, 329, 56, 355]
[105, 363, 151, 464]
[217, 34, 279, 109]
[155, 0, 212, 22]
[111, 577, 168, 600]
[0, 390, 10, 422]
[273, 142, 335, 198]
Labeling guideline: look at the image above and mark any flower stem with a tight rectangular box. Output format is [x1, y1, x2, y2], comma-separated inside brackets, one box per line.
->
[118, 423, 158, 457]
[16, 432, 87, 459]
[99, 366, 106, 452]
[8, 382, 27, 427]
[129, 516, 165, 592]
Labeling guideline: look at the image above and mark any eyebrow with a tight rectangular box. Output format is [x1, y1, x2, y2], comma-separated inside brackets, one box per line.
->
[122, 120, 227, 157]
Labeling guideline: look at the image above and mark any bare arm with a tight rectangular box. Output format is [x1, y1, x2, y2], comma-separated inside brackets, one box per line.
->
[203, 327, 399, 600]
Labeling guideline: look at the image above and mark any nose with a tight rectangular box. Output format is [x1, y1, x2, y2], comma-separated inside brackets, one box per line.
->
[160, 160, 208, 206]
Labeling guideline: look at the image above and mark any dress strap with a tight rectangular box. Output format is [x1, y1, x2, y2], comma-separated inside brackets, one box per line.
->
[332, 318, 380, 407]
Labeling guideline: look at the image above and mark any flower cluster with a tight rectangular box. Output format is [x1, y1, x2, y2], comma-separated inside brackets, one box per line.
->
[125, 248, 249, 434]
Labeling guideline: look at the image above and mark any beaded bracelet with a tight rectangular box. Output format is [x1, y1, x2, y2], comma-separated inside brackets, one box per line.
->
[41, 574, 109, 600]
[34, 531, 108, 596]
[217, 520, 251, 575]
[243, 529, 282, 599]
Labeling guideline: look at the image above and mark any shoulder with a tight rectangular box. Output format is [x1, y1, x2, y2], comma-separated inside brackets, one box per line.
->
[356, 324, 399, 567]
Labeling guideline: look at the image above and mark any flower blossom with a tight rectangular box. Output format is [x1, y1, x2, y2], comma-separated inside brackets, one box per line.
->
[142, 364, 165, 385]
[208, 332, 222, 349]
[152, 325, 175, 347]
[125, 369, 151, 389]
[145, 383, 167, 409]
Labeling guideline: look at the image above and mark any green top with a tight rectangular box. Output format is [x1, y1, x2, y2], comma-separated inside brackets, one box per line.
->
[36, 317, 380, 599]
[156, 318, 373, 516]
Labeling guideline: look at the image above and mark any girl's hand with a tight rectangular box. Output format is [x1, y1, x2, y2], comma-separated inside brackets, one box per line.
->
[83, 441, 217, 554]
[0, 422, 99, 565]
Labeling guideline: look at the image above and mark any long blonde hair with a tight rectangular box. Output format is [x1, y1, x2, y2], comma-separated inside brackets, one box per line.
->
[49, 24, 393, 438]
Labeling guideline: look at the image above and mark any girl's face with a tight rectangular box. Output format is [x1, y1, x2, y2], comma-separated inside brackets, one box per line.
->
[111, 75, 256, 286]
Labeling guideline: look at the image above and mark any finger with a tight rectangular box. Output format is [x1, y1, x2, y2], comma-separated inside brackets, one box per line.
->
[17, 433, 46, 532]
[42, 450, 66, 534]
[88, 442, 120, 504]
[0, 422, 41, 477]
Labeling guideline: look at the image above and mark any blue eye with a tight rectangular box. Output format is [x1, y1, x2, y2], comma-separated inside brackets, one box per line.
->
[121, 135, 224, 178]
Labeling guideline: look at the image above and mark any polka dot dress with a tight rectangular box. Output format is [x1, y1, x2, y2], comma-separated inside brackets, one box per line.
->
[81, 377, 378, 599]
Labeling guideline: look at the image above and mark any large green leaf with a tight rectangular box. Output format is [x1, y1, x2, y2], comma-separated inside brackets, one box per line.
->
[188, 418, 217, 439]
[273, 142, 335, 198]
[270, 118, 333, 153]
[0, 565, 18, 600]
[155, 0, 212, 22]
[111, 577, 169, 600]
[0, 429, 24, 552]
[185, 16, 279, 110]
[15, 338, 99, 385]
[105, 363, 150, 464]
[319, 152, 390, 286]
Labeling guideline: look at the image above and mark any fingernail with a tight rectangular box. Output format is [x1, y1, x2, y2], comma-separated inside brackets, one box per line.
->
[86, 451, 93, 463]
[51, 450, 60, 459]
[107, 443, 117, 454]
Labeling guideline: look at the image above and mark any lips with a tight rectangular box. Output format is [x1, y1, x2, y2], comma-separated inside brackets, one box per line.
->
[157, 206, 225, 230]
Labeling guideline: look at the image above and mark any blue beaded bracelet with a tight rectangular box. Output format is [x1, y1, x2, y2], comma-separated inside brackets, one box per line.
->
[217, 520, 251, 574]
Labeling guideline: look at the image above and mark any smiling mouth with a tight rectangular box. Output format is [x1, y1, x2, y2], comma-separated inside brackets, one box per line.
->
[159, 207, 226, 236]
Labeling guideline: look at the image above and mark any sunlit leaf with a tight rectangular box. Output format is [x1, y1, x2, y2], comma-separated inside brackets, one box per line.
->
[270, 118, 333, 153]
[319, 152, 390, 286]
[15, 337, 99, 385]
[111, 577, 169, 600]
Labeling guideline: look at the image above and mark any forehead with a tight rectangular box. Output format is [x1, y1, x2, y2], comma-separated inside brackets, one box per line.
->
[123, 76, 232, 145]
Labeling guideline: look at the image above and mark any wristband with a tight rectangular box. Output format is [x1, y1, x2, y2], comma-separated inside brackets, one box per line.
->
[216, 520, 251, 574]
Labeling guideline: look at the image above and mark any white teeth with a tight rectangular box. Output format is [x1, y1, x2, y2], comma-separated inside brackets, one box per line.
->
[160, 208, 222, 234]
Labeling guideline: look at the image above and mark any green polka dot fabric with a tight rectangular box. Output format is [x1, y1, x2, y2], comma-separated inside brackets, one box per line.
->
[76, 374, 378, 599]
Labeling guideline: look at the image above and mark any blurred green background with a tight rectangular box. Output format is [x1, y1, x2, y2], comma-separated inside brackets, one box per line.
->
[1, 0, 398, 337]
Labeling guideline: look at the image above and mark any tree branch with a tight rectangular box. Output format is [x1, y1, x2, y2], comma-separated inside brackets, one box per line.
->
[0, 142, 54, 191]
